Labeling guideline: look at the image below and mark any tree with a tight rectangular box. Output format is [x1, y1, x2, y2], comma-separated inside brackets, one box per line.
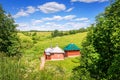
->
[69, 30, 76, 34]
[71, 25, 98, 80]
[78, 28, 87, 33]
[0, 5, 21, 56]
[51, 30, 59, 37]
[58, 31, 64, 36]
[72, 0, 120, 79]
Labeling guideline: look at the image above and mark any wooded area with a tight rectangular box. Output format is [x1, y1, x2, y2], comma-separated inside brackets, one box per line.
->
[72, 0, 120, 80]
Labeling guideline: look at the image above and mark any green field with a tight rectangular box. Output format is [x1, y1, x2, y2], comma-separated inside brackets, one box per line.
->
[0, 32, 87, 80]
[18, 32, 87, 79]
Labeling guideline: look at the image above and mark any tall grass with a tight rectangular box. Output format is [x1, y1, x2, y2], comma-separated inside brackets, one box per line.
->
[0, 57, 23, 80]
[0, 55, 70, 80]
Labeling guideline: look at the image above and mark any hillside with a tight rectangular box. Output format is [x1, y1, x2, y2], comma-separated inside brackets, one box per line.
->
[0, 32, 87, 80]
[23, 32, 86, 54]
[17, 32, 87, 79]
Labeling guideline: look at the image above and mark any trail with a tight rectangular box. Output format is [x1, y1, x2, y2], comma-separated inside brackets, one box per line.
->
[40, 56, 45, 70]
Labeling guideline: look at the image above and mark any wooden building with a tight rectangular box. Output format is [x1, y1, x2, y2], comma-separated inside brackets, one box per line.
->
[64, 43, 80, 57]
[44, 46, 65, 60]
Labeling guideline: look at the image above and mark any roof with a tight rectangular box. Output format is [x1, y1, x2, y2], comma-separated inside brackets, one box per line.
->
[45, 48, 53, 53]
[45, 48, 53, 55]
[44, 46, 64, 55]
[64, 43, 80, 51]
[45, 52, 50, 55]
[50, 46, 65, 53]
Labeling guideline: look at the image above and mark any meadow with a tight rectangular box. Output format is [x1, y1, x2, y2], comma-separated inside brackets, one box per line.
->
[0, 32, 87, 80]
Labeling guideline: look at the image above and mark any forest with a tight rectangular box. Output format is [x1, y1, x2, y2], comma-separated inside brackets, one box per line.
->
[0, 0, 120, 80]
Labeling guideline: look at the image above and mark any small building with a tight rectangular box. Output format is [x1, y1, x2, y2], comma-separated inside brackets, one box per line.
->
[44, 48, 53, 60]
[44, 46, 65, 60]
[64, 43, 80, 57]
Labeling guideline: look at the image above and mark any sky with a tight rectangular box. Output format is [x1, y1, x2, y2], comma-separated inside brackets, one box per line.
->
[0, 0, 110, 31]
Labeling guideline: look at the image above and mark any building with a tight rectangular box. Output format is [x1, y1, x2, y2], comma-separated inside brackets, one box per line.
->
[44, 46, 65, 60]
[64, 43, 80, 57]
[44, 43, 80, 60]
[44, 48, 53, 60]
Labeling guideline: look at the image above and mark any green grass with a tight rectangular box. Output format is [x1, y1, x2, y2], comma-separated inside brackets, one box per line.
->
[18, 32, 87, 79]
[44, 57, 80, 80]
[0, 32, 87, 80]
[30, 32, 87, 55]
[45, 57, 80, 72]
[0, 56, 24, 80]
[20, 32, 87, 71]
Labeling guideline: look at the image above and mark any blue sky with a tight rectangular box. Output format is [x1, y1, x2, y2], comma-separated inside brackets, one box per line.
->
[1, 0, 109, 31]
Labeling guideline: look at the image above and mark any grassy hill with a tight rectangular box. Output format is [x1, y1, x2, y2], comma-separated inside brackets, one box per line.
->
[24, 32, 86, 54]
[18, 32, 87, 79]
[0, 32, 87, 80]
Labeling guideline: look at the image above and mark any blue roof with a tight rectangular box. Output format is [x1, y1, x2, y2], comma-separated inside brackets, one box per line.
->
[64, 43, 80, 51]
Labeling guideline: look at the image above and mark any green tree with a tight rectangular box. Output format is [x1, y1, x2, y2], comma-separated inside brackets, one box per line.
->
[0, 5, 21, 56]
[59, 31, 64, 36]
[78, 28, 87, 33]
[71, 25, 97, 80]
[51, 30, 59, 37]
[69, 30, 76, 34]
[72, 0, 120, 79]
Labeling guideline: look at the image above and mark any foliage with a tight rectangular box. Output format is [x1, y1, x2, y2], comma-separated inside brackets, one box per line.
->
[71, 26, 97, 80]
[72, 0, 120, 80]
[0, 56, 25, 80]
[0, 5, 21, 56]
[51, 30, 64, 37]
[16, 32, 86, 80]
[45, 57, 80, 73]
[30, 32, 87, 55]
[51, 28, 87, 37]
[0, 55, 69, 80]
[69, 30, 76, 34]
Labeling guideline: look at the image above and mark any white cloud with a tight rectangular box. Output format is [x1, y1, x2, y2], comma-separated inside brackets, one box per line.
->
[42, 16, 62, 21]
[42, 15, 76, 21]
[31, 15, 90, 26]
[13, 2, 67, 18]
[44, 22, 89, 30]
[71, 0, 108, 3]
[31, 16, 63, 26]
[13, 9, 29, 18]
[74, 18, 89, 21]
[13, 6, 37, 18]
[64, 15, 76, 20]
[63, 22, 89, 30]
[38, 2, 66, 13]
[66, 7, 74, 12]
[18, 23, 29, 27]
[16, 23, 30, 31]
[17, 21, 90, 31]
[52, 16, 63, 21]
[26, 6, 36, 13]
[31, 15, 76, 25]
[32, 20, 43, 25]
[16, 15, 91, 31]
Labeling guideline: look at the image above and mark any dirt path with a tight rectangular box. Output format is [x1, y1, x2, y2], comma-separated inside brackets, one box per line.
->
[40, 56, 45, 70]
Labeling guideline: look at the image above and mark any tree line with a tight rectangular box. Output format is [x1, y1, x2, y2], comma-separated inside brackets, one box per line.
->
[51, 28, 87, 37]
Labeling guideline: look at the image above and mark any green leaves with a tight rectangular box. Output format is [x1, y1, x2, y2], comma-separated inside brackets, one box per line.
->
[0, 5, 21, 56]
[72, 0, 120, 80]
